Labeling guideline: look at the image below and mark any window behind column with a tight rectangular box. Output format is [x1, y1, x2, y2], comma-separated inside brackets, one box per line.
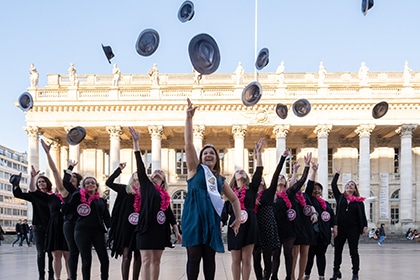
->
[390, 189, 400, 224]
[328, 148, 333, 174]
[141, 149, 152, 175]
[171, 190, 187, 222]
[394, 148, 400, 175]
[248, 149, 255, 174]
[176, 149, 187, 175]
[285, 148, 297, 176]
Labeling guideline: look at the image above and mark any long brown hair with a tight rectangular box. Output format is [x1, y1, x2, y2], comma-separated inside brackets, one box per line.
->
[199, 144, 221, 176]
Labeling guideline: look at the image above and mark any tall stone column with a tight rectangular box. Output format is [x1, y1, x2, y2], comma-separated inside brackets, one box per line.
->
[355, 124, 375, 219]
[60, 146, 68, 173]
[396, 124, 417, 222]
[148, 125, 163, 171]
[232, 125, 247, 170]
[273, 125, 290, 175]
[193, 125, 205, 156]
[24, 126, 41, 171]
[314, 124, 332, 199]
[106, 126, 123, 212]
[45, 139, 61, 180]
[64, 127, 80, 173]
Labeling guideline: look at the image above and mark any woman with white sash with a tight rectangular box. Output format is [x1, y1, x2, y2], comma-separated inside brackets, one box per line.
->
[182, 98, 241, 280]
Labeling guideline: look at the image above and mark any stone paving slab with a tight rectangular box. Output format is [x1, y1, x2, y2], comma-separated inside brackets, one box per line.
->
[0, 241, 419, 279]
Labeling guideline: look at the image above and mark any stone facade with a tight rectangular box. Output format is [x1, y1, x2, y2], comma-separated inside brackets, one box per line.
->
[19, 67, 420, 233]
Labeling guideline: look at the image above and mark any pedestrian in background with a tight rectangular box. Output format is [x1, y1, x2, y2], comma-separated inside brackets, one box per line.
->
[377, 224, 386, 246]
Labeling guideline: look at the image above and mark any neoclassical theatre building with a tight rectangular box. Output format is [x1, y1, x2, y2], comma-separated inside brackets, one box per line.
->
[19, 62, 420, 233]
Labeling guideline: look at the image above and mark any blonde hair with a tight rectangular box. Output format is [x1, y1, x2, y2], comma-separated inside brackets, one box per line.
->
[229, 170, 250, 190]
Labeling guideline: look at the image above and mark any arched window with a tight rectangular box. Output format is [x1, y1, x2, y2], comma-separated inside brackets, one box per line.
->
[390, 189, 400, 224]
[171, 190, 187, 222]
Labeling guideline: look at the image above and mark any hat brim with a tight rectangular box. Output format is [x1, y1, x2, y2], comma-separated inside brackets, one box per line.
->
[292, 99, 311, 117]
[178, 1, 195, 22]
[66, 126, 87, 145]
[255, 48, 269, 70]
[188, 33, 221, 75]
[242, 81, 262, 107]
[372, 101, 388, 119]
[136, 29, 160, 57]
[276, 103, 288, 119]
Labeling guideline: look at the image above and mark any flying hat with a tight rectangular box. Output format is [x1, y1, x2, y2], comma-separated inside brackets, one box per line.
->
[255, 48, 269, 70]
[275, 103, 288, 119]
[372, 101, 388, 119]
[9, 172, 22, 187]
[361, 0, 374, 16]
[188, 33, 221, 75]
[292, 99, 311, 117]
[135, 29, 160, 57]
[66, 126, 86, 146]
[241, 81, 262, 107]
[178, 1, 195, 23]
[101, 44, 115, 64]
[18, 92, 33, 112]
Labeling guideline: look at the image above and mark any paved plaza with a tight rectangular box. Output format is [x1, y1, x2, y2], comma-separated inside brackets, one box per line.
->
[0, 241, 418, 279]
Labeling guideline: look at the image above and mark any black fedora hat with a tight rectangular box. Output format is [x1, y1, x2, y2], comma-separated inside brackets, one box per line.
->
[135, 29, 160, 57]
[178, 1, 195, 23]
[101, 44, 115, 64]
[242, 81, 262, 107]
[18, 92, 33, 112]
[372, 101, 388, 119]
[66, 126, 86, 146]
[276, 103, 288, 119]
[188, 33, 221, 75]
[292, 99, 311, 117]
[255, 48, 269, 70]
[9, 172, 22, 187]
[361, 0, 374, 16]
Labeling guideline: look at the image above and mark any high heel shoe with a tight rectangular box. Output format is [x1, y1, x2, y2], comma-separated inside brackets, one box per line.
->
[329, 271, 342, 280]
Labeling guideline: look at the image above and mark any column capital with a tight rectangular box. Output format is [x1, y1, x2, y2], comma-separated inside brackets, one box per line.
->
[24, 126, 42, 138]
[106, 126, 123, 139]
[314, 124, 332, 138]
[148, 125, 164, 138]
[193, 124, 206, 139]
[232, 125, 247, 139]
[273, 124, 290, 138]
[355, 124, 375, 137]
[396, 124, 417, 137]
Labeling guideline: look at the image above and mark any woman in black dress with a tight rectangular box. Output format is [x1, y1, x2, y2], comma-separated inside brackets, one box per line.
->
[130, 127, 182, 280]
[304, 162, 337, 280]
[272, 152, 312, 280]
[329, 169, 367, 280]
[106, 162, 141, 280]
[253, 150, 288, 280]
[221, 138, 264, 280]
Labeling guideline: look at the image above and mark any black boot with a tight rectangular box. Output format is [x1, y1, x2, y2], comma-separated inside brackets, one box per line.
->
[9, 172, 22, 187]
[352, 275, 359, 280]
[329, 271, 342, 280]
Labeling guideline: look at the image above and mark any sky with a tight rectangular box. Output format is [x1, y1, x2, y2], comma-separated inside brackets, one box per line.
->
[1, 0, 419, 157]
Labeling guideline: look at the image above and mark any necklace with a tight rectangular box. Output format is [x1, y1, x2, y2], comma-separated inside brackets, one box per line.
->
[276, 190, 292, 209]
[79, 188, 100, 206]
[314, 196, 326, 210]
[234, 185, 247, 210]
[132, 185, 141, 212]
[295, 191, 307, 207]
[155, 184, 170, 211]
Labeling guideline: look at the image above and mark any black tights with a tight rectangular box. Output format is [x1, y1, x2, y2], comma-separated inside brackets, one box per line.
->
[305, 238, 329, 277]
[272, 237, 295, 280]
[186, 244, 216, 280]
[121, 247, 141, 280]
[253, 247, 273, 280]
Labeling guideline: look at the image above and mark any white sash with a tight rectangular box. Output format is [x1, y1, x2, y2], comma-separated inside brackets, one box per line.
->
[201, 164, 224, 217]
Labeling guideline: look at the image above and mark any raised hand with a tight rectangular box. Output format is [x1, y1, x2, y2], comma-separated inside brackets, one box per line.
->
[255, 138, 265, 153]
[282, 149, 290, 158]
[304, 152, 312, 166]
[311, 162, 319, 172]
[30, 165, 40, 178]
[40, 139, 51, 154]
[186, 98, 197, 119]
[67, 159, 78, 168]
[129, 127, 140, 141]
[119, 162, 127, 170]
[292, 162, 300, 174]
[335, 168, 341, 175]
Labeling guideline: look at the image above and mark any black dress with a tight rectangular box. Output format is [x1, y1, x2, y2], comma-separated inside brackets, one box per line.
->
[293, 191, 317, 245]
[221, 166, 262, 251]
[134, 151, 176, 250]
[106, 167, 138, 259]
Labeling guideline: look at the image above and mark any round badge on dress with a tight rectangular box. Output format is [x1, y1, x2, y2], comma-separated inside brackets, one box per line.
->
[156, 210, 166, 225]
[303, 205, 314, 216]
[128, 212, 139, 225]
[135, 29, 160, 57]
[287, 209, 297, 221]
[77, 203, 91, 216]
[242, 81, 262, 106]
[321, 211, 331, 222]
[188, 33, 221, 75]
[240, 210, 248, 224]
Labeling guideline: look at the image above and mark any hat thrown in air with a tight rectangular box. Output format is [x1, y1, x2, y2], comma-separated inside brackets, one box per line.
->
[372, 101, 388, 119]
[292, 99, 311, 117]
[255, 48, 269, 70]
[18, 92, 33, 112]
[242, 81, 262, 107]
[178, 1, 195, 23]
[275, 103, 288, 119]
[188, 33, 221, 75]
[361, 0, 374, 16]
[101, 44, 115, 64]
[135, 29, 160, 57]
[66, 126, 87, 146]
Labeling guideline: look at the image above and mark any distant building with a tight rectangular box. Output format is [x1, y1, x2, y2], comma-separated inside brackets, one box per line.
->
[19, 65, 420, 233]
[0, 145, 29, 232]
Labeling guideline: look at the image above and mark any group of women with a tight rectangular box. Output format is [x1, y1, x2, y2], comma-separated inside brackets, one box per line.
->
[11, 97, 368, 280]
